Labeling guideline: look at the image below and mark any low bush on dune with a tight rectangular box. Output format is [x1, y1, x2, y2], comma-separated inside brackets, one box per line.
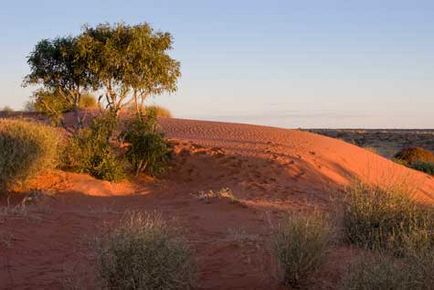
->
[272, 213, 332, 288]
[126, 104, 172, 118]
[123, 111, 171, 176]
[394, 147, 434, 165]
[62, 112, 125, 182]
[340, 250, 434, 290]
[410, 161, 434, 176]
[0, 119, 62, 192]
[96, 211, 195, 290]
[342, 182, 434, 256]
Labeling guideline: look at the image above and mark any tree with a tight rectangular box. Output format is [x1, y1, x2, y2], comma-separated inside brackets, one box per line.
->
[77, 23, 181, 114]
[24, 36, 95, 126]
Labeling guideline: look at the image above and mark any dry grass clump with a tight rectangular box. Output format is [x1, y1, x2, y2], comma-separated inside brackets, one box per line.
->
[96, 211, 196, 290]
[340, 250, 434, 290]
[272, 212, 332, 288]
[0, 119, 62, 192]
[342, 182, 434, 256]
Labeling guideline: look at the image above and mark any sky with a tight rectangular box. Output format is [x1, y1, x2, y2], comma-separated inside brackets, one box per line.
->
[1, 0, 433, 128]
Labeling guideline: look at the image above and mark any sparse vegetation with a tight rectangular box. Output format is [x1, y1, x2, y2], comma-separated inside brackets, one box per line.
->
[340, 250, 434, 290]
[123, 112, 171, 176]
[394, 147, 434, 165]
[96, 211, 195, 289]
[62, 112, 125, 182]
[0, 119, 62, 192]
[410, 161, 434, 175]
[272, 213, 332, 288]
[194, 187, 242, 204]
[342, 182, 434, 256]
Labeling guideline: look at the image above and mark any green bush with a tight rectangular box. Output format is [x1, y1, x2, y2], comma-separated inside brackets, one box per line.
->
[410, 162, 434, 175]
[63, 112, 125, 182]
[394, 147, 434, 165]
[0, 119, 61, 191]
[342, 183, 434, 256]
[340, 251, 434, 290]
[272, 213, 332, 288]
[123, 112, 171, 176]
[144, 105, 172, 118]
[96, 211, 196, 289]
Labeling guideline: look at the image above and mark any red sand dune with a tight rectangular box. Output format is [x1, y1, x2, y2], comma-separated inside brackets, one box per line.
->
[0, 118, 433, 289]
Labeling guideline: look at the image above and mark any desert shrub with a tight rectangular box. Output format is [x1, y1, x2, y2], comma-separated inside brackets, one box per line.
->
[340, 251, 434, 290]
[144, 105, 172, 118]
[394, 147, 434, 165]
[342, 183, 434, 256]
[123, 112, 171, 176]
[96, 211, 195, 290]
[62, 112, 125, 181]
[79, 93, 98, 109]
[0, 119, 61, 191]
[126, 104, 172, 118]
[410, 162, 434, 175]
[272, 213, 332, 288]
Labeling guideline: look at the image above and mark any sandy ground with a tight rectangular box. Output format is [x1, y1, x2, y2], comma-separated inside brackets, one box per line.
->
[0, 118, 433, 289]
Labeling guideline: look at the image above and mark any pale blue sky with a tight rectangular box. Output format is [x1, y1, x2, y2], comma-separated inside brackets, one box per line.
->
[1, 0, 433, 128]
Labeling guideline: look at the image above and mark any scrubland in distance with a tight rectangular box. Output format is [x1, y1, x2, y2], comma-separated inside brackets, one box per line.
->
[96, 211, 196, 289]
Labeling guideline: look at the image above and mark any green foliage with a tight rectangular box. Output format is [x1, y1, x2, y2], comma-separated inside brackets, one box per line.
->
[25, 36, 95, 121]
[342, 183, 434, 256]
[394, 147, 434, 165]
[340, 251, 434, 290]
[272, 213, 332, 288]
[32, 89, 72, 124]
[123, 112, 171, 176]
[77, 22, 181, 113]
[0, 119, 61, 191]
[63, 112, 125, 182]
[96, 211, 196, 290]
[410, 162, 434, 175]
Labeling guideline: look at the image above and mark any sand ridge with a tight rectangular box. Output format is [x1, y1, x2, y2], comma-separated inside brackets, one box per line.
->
[0, 118, 433, 289]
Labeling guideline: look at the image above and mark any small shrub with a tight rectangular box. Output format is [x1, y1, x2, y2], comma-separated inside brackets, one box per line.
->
[342, 183, 434, 256]
[0, 119, 61, 192]
[145, 105, 172, 118]
[340, 251, 434, 290]
[96, 211, 195, 289]
[410, 162, 434, 175]
[394, 147, 434, 165]
[123, 112, 171, 176]
[272, 213, 331, 288]
[63, 112, 125, 182]
[79, 94, 98, 109]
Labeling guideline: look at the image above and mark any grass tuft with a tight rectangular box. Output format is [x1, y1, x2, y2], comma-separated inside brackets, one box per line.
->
[96, 211, 196, 290]
[272, 212, 332, 288]
[342, 182, 434, 256]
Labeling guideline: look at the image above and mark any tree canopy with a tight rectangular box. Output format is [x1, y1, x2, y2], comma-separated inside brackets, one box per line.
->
[25, 22, 180, 118]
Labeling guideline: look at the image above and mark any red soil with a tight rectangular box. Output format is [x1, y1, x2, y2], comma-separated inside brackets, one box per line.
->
[0, 118, 433, 289]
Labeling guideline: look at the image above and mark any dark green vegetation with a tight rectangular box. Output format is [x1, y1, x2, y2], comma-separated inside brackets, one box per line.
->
[394, 147, 434, 175]
[0, 119, 62, 192]
[96, 211, 196, 289]
[123, 112, 171, 176]
[272, 213, 332, 288]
